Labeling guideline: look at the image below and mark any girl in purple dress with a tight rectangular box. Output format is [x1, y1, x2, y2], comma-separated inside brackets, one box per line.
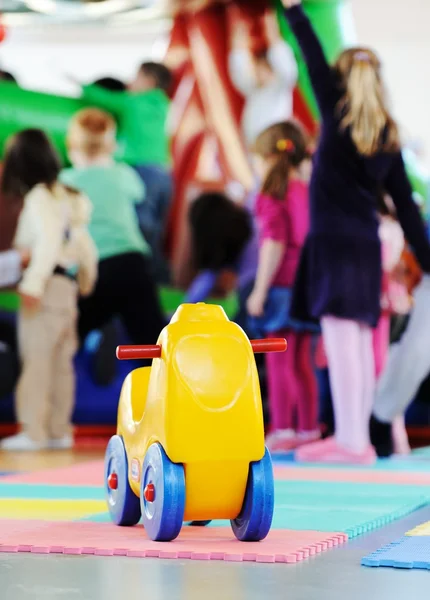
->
[282, 0, 430, 463]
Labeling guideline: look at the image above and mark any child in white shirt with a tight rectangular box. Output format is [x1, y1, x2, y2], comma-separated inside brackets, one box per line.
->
[228, 12, 298, 148]
[0, 129, 98, 451]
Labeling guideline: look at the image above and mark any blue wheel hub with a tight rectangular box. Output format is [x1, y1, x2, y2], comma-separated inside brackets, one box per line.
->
[140, 443, 186, 542]
[104, 435, 141, 526]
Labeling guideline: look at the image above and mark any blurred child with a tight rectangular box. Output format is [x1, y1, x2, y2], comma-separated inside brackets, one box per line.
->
[0, 129, 97, 451]
[62, 108, 165, 385]
[80, 62, 173, 283]
[247, 121, 320, 452]
[185, 192, 252, 304]
[373, 195, 408, 380]
[282, 0, 430, 464]
[374, 195, 414, 455]
[229, 12, 298, 148]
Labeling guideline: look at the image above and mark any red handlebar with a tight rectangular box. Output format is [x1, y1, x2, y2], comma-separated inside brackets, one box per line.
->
[116, 345, 162, 360]
[116, 338, 286, 360]
[250, 338, 287, 353]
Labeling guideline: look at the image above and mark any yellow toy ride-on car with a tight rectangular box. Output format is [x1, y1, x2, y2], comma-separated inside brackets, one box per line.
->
[104, 303, 286, 542]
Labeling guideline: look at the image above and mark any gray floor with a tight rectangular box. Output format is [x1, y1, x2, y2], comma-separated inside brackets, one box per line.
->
[2, 507, 430, 600]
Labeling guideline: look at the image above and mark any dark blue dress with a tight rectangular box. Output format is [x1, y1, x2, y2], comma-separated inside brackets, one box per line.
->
[285, 6, 430, 327]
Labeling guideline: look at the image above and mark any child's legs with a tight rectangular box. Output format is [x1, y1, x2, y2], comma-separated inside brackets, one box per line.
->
[373, 314, 391, 379]
[392, 414, 411, 454]
[265, 330, 298, 431]
[16, 279, 67, 443]
[117, 253, 166, 345]
[295, 333, 319, 432]
[49, 302, 78, 440]
[321, 316, 374, 453]
[374, 275, 430, 423]
[78, 260, 117, 344]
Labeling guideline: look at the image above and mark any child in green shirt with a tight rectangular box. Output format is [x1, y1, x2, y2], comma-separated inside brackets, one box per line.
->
[81, 63, 173, 283]
[62, 107, 165, 385]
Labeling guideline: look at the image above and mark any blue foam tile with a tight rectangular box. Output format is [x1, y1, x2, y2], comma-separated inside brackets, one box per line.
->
[0, 483, 105, 501]
[362, 536, 430, 569]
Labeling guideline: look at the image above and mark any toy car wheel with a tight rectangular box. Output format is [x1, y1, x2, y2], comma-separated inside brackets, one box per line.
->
[231, 448, 274, 542]
[104, 435, 141, 526]
[140, 443, 185, 542]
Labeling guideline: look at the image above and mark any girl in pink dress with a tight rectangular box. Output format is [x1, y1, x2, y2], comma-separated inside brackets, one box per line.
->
[247, 121, 319, 452]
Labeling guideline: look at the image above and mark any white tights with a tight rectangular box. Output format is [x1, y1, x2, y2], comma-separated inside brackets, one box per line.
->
[321, 316, 375, 453]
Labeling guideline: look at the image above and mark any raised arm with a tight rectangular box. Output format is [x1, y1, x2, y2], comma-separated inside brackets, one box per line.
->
[384, 152, 430, 274]
[228, 20, 256, 97]
[267, 42, 298, 89]
[264, 12, 298, 88]
[281, 0, 335, 115]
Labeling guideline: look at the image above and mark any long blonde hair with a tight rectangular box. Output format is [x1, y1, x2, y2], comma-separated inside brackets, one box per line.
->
[334, 48, 399, 156]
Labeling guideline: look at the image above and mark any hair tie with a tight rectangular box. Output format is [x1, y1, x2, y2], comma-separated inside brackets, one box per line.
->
[276, 139, 294, 153]
[354, 51, 371, 63]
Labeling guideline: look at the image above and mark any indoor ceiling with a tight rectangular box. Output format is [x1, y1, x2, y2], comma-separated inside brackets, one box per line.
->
[1, 0, 169, 26]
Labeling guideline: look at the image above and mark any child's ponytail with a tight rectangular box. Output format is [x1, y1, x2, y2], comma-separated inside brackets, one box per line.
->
[254, 121, 309, 202]
[261, 146, 292, 201]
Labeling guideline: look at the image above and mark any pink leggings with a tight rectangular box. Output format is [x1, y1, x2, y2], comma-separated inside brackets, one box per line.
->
[321, 316, 375, 453]
[266, 330, 318, 433]
[373, 314, 391, 379]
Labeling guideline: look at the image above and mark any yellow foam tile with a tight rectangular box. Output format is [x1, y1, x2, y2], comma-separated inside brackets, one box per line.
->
[406, 521, 430, 536]
[0, 498, 106, 521]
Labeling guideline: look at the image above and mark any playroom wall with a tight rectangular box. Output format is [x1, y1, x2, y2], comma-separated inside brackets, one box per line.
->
[0, 20, 171, 96]
[351, 0, 430, 166]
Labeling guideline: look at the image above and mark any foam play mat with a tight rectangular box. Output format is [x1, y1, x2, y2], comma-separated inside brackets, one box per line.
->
[1, 458, 430, 563]
[361, 518, 430, 570]
[362, 536, 430, 570]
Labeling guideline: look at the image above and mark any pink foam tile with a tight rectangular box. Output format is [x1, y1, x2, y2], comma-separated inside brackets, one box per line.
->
[273, 465, 430, 485]
[0, 460, 104, 487]
[0, 519, 49, 535]
[0, 521, 346, 563]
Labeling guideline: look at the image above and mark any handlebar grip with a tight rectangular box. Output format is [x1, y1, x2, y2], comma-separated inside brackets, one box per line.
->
[250, 338, 287, 353]
[116, 345, 162, 360]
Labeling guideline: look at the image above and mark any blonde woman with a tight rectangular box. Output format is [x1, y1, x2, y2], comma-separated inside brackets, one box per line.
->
[281, 0, 430, 463]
